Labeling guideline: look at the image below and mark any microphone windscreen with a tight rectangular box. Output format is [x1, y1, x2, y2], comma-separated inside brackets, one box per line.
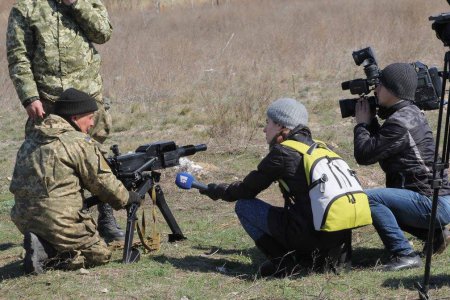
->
[175, 172, 194, 189]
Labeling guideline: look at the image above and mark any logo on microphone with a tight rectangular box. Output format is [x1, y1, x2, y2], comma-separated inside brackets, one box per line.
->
[179, 175, 188, 184]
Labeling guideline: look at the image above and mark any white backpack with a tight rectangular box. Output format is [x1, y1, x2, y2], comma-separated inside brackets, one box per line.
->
[280, 140, 372, 232]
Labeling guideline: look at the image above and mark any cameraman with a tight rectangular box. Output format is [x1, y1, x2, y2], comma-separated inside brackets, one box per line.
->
[9, 88, 142, 274]
[354, 63, 450, 271]
[200, 98, 351, 278]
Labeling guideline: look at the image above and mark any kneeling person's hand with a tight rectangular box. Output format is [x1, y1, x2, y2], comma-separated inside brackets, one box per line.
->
[200, 183, 228, 201]
[126, 191, 144, 208]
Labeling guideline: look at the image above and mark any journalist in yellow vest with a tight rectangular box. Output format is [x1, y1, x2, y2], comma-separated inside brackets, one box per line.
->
[199, 98, 360, 277]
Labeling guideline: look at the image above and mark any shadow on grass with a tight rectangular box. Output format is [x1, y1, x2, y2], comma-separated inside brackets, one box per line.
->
[153, 245, 356, 280]
[0, 243, 16, 251]
[192, 245, 393, 271]
[191, 244, 260, 257]
[152, 253, 323, 281]
[152, 246, 262, 280]
[351, 247, 388, 268]
[382, 274, 450, 291]
[0, 260, 24, 282]
[152, 254, 257, 280]
[353, 247, 450, 292]
[0, 243, 24, 281]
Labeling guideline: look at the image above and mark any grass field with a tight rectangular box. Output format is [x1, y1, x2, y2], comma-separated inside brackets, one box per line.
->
[0, 0, 449, 299]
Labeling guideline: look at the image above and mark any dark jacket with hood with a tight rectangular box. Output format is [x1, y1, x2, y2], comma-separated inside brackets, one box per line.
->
[213, 125, 349, 252]
[354, 100, 450, 196]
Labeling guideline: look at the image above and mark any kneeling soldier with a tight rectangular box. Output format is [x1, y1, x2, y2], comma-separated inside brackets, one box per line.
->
[9, 88, 141, 274]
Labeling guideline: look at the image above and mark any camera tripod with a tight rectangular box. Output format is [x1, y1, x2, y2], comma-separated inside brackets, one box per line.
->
[416, 50, 450, 300]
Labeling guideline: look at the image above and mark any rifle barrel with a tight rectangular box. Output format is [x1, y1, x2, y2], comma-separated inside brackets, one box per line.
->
[178, 144, 207, 157]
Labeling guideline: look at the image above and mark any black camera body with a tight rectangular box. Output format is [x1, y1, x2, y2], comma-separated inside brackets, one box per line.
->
[339, 47, 442, 118]
[414, 61, 442, 110]
[339, 47, 380, 118]
[339, 96, 377, 118]
[430, 12, 450, 46]
[341, 47, 381, 97]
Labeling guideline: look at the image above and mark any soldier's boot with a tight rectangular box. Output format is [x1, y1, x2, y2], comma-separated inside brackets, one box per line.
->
[255, 234, 298, 278]
[23, 232, 56, 275]
[97, 202, 125, 243]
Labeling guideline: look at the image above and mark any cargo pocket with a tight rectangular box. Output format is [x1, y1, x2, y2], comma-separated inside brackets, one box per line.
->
[77, 210, 97, 236]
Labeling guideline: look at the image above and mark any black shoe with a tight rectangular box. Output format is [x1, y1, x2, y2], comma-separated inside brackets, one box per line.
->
[423, 227, 450, 256]
[323, 241, 352, 274]
[23, 232, 56, 275]
[258, 254, 298, 278]
[255, 234, 298, 278]
[435, 227, 450, 254]
[97, 202, 125, 243]
[259, 260, 278, 277]
[381, 253, 422, 272]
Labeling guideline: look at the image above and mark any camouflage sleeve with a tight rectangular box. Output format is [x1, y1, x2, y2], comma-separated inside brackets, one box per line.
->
[74, 139, 129, 210]
[69, 0, 113, 44]
[6, 6, 40, 103]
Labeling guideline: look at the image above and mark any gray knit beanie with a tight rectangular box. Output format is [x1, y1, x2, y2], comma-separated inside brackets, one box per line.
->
[380, 63, 418, 101]
[266, 98, 308, 129]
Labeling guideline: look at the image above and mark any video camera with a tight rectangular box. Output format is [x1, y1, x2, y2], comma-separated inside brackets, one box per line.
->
[430, 12, 450, 47]
[339, 47, 442, 118]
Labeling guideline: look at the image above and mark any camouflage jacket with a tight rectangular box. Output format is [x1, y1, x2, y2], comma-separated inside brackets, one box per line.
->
[10, 115, 128, 251]
[6, 0, 112, 105]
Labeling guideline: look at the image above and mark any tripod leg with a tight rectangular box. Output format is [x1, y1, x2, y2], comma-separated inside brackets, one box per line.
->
[122, 203, 141, 264]
[152, 185, 186, 242]
[418, 50, 450, 300]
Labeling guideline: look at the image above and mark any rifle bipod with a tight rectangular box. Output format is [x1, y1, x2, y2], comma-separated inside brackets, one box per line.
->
[122, 177, 186, 264]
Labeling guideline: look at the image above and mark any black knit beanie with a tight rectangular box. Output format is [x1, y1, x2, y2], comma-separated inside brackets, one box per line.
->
[55, 88, 98, 116]
[380, 63, 418, 101]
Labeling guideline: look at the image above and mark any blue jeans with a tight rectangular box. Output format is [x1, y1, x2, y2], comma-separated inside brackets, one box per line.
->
[367, 188, 450, 256]
[234, 199, 272, 241]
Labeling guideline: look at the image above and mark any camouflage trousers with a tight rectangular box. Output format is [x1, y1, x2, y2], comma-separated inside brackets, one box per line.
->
[57, 239, 112, 270]
[14, 212, 112, 270]
[25, 96, 112, 144]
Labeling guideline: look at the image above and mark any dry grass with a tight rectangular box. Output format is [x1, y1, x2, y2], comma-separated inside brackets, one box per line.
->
[2, 0, 449, 152]
[91, 0, 449, 154]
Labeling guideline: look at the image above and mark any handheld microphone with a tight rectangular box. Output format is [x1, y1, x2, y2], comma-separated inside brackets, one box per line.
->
[175, 172, 208, 191]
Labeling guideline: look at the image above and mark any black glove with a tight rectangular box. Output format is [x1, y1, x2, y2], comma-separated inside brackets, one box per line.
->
[126, 191, 144, 208]
[200, 183, 228, 201]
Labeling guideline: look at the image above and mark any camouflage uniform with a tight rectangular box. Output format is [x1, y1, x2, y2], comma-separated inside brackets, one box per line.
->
[10, 114, 129, 267]
[6, 0, 112, 142]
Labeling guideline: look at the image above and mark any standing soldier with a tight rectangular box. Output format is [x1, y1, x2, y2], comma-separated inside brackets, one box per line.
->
[6, 0, 123, 242]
